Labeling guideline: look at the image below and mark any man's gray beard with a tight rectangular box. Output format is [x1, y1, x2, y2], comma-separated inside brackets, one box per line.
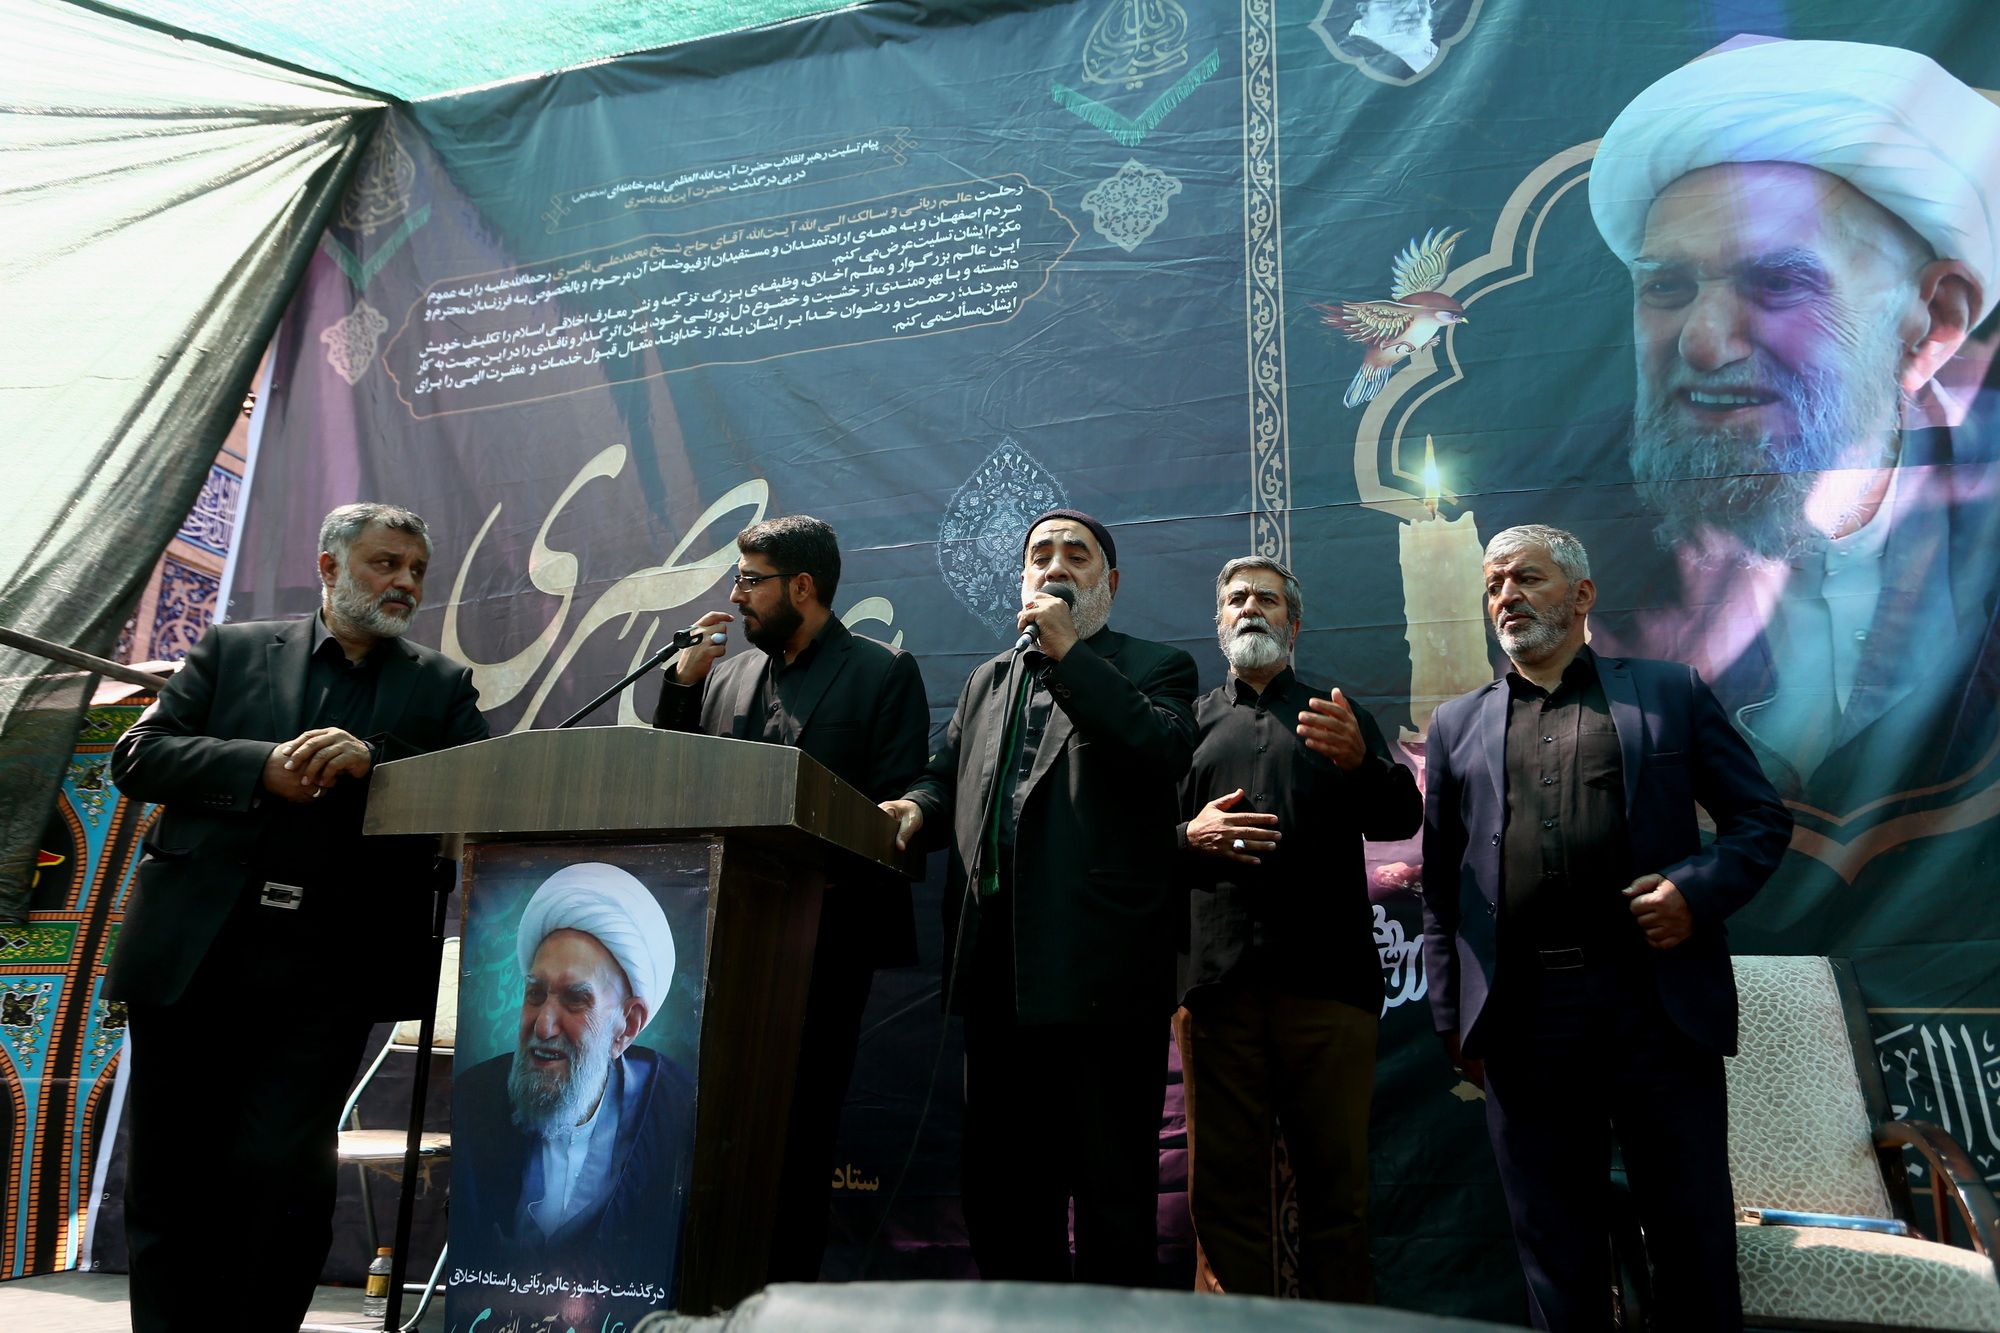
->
[1629, 310, 1905, 566]
[1220, 615, 1291, 671]
[328, 563, 416, 639]
[1069, 576, 1114, 639]
[508, 1013, 616, 1137]
[1496, 595, 1575, 663]
[1025, 574, 1115, 641]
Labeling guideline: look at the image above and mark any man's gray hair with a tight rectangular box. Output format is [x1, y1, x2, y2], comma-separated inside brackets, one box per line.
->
[1214, 555, 1305, 624]
[1484, 525, 1590, 585]
[318, 503, 431, 563]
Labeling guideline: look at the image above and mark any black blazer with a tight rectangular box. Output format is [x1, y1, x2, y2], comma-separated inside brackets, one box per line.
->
[1420, 652, 1792, 1056]
[108, 618, 488, 1016]
[652, 616, 929, 968]
[907, 626, 1199, 1024]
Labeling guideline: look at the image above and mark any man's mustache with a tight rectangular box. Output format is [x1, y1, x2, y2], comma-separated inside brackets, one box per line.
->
[377, 591, 416, 612]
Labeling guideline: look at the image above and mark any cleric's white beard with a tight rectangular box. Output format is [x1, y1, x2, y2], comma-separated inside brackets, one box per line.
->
[328, 563, 416, 639]
[1630, 297, 1907, 564]
[509, 1011, 617, 1136]
[1220, 615, 1291, 671]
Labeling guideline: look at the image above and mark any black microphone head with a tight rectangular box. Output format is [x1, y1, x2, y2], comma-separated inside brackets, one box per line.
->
[1043, 581, 1077, 607]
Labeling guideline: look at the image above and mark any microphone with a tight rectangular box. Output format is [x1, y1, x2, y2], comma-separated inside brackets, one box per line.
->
[665, 621, 727, 655]
[1014, 581, 1076, 653]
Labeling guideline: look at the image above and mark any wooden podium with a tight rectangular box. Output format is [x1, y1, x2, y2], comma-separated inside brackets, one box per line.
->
[364, 727, 918, 1316]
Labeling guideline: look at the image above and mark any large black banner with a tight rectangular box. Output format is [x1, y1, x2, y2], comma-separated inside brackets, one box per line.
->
[232, 0, 2000, 1318]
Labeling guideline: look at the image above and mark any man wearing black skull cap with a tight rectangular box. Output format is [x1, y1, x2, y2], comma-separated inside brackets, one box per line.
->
[882, 509, 1198, 1286]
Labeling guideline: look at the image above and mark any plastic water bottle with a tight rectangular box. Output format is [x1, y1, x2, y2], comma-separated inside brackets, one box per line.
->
[362, 1247, 393, 1319]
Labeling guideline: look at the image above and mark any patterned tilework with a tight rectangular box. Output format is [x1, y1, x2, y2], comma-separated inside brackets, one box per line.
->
[174, 466, 242, 556]
[145, 558, 221, 664]
[1, 700, 152, 1277]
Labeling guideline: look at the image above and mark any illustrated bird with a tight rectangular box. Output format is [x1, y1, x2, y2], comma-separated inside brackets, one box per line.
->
[1315, 228, 1468, 408]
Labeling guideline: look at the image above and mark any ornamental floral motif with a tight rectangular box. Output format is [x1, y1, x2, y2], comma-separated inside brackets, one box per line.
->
[0, 982, 55, 1062]
[1081, 160, 1183, 253]
[68, 754, 113, 825]
[89, 994, 129, 1068]
[937, 439, 1068, 641]
[320, 302, 391, 387]
[146, 558, 220, 663]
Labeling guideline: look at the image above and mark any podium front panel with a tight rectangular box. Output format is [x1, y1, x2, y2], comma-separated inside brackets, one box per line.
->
[447, 839, 715, 1329]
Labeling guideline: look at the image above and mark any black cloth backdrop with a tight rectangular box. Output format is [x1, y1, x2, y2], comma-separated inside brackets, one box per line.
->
[229, 0, 2000, 1317]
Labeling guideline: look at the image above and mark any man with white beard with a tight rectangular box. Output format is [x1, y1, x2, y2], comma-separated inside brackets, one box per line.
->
[454, 863, 695, 1282]
[111, 503, 488, 1332]
[1586, 39, 2000, 816]
[882, 509, 1198, 1285]
[1174, 557, 1419, 1300]
[1420, 525, 1789, 1332]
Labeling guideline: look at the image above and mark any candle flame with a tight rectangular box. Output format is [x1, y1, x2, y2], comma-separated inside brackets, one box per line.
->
[1421, 436, 1442, 514]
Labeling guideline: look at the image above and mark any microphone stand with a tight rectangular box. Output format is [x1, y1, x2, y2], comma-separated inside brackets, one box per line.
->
[555, 626, 701, 729]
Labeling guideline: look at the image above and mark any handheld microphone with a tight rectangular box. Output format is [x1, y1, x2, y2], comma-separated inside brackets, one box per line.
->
[1014, 581, 1076, 653]
[670, 621, 727, 652]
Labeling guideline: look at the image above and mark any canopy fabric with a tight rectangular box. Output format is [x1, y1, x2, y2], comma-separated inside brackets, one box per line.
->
[0, 0, 381, 913]
[94, 0, 872, 100]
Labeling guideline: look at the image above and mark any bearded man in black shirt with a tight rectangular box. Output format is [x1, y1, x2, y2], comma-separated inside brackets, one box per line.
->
[1176, 556, 1420, 1300]
[110, 503, 488, 1332]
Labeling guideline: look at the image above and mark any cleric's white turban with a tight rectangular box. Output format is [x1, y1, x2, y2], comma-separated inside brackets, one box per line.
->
[516, 862, 675, 1018]
[1591, 40, 2000, 321]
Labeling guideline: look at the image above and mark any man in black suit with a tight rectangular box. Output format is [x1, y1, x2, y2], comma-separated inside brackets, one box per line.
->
[652, 513, 929, 1282]
[110, 503, 488, 1333]
[1421, 524, 1791, 1332]
[881, 509, 1198, 1286]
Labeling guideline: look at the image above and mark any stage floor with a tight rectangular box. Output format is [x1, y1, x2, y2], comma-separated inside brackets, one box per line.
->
[0, 1269, 445, 1330]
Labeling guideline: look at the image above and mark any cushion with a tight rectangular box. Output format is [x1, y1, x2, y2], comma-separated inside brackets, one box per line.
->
[1737, 1223, 2000, 1331]
[1728, 957, 1894, 1218]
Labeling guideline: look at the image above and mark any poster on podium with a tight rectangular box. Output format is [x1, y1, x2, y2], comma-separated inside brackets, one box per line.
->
[448, 841, 712, 1328]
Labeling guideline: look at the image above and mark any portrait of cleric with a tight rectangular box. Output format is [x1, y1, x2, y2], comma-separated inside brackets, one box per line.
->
[1546, 38, 2000, 883]
[452, 858, 699, 1301]
[1312, 0, 1478, 83]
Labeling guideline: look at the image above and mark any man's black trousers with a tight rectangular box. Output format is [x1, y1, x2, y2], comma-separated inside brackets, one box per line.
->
[124, 951, 373, 1333]
[960, 1008, 1163, 1286]
[1480, 961, 1741, 1333]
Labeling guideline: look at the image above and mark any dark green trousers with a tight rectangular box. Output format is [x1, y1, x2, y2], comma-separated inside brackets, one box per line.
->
[1182, 982, 1377, 1302]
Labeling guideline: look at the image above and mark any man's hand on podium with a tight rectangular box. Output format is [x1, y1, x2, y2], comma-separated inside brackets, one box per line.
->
[262, 727, 373, 802]
[671, 611, 734, 685]
[880, 799, 923, 851]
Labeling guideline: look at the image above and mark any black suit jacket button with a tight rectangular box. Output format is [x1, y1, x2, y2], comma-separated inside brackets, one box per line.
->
[1490, 833, 1500, 845]
[1487, 902, 1496, 916]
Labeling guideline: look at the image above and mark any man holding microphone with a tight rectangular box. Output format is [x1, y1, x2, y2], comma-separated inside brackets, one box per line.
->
[881, 509, 1198, 1286]
[653, 514, 929, 1283]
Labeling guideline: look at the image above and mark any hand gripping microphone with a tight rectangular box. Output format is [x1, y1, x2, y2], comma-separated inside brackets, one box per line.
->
[1014, 581, 1076, 653]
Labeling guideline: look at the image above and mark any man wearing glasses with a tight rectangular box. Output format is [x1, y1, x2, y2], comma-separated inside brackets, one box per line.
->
[652, 514, 930, 1282]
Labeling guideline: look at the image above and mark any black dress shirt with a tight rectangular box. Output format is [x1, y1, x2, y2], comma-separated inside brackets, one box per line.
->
[253, 614, 386, 884]
[1177, 668, 1422, 1011]
[1500, 646, 1641, 959]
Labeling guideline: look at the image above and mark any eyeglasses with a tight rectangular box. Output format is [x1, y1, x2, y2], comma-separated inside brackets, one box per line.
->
[730, 569, 790, 590]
